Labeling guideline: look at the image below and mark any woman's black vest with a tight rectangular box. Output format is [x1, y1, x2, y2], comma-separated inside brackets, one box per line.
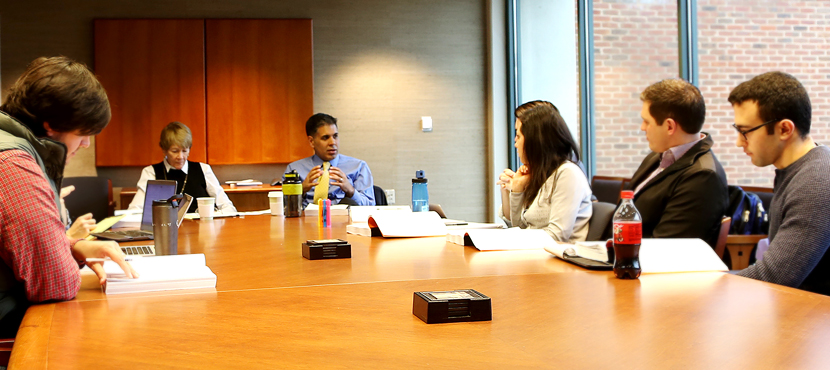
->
[153, 161, 210, 213]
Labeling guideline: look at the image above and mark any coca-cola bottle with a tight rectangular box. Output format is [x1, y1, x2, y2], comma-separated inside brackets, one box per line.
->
[612, 190, 642, 279]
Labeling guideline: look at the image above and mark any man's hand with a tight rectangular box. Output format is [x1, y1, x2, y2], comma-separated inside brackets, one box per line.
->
[301, 166, 323, 193]
[67, 213, 96, 239]
[72, 240, 139, 285]
[329, 167, 355, 198]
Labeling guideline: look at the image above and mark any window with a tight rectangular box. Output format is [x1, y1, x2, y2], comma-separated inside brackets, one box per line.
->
[698, 0, 830, 186]
[593, 0, 680, 177]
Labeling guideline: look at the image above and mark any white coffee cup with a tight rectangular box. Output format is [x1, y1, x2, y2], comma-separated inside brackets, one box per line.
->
[268, 191, 284, 216]
[197, 197, 215, 220]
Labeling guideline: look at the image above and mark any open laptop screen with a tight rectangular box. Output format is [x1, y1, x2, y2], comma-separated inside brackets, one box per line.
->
[140, 180, 177, 232]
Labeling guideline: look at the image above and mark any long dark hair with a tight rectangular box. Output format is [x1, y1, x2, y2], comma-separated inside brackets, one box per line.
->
[515, 101, 580, 209]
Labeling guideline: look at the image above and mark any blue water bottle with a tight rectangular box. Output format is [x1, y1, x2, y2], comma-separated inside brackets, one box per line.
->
[412, 170, 429, 212]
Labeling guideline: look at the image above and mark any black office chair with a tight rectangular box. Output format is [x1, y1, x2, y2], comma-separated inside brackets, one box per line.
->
[590, 176, 629, 204]
[373, 185, 388, 206]
[586, 201, 617, 241]
[429, 204, 447, 218]
[62, 177, 115, 221]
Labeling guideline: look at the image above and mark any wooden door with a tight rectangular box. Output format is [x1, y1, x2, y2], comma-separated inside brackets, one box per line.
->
[205, 19, 313, 164]
[94, 19, 206, 166]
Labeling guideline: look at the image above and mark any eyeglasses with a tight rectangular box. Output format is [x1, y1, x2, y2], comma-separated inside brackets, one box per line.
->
[732, 118, 781, 141]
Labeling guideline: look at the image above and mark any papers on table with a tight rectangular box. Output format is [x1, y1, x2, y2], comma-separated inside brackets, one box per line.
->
[446, 222, 505, 231]
[101, 254, 217, 294]
[225, 179, 263, 186]
[346, 223, 375, 237]
[90, 214, 126, 232]
[184, 211, 239, 220]
[637, 238, 727, 273]
[448, 228, 554, 251]
[545, 241, 609, 262]
[112, 212, 142, 229]
[346, 209, 504, 238]
[349, 205, 411, 223]
[544, 238, 728, 273]
[367, 211, 447, 237]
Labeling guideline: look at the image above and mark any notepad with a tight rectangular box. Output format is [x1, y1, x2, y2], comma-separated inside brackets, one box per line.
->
[101, 254, 217, 294]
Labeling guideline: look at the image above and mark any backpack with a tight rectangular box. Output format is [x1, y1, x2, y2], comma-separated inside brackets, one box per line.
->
[727, 185, 770, 235]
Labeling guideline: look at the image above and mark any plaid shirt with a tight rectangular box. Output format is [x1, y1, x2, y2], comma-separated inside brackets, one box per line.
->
[0, 149, 81, 302]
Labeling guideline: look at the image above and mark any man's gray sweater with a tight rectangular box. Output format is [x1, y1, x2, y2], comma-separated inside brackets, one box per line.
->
[737, 145, 830, 295]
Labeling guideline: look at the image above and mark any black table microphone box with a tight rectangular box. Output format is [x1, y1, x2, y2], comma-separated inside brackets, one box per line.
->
[413, 289, 492, 324]
[302, 239, 351, 260]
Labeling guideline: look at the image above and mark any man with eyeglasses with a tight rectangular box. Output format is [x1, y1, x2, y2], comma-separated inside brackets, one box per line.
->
[729, 71, 830, 295]
[619, 79, 729, 249]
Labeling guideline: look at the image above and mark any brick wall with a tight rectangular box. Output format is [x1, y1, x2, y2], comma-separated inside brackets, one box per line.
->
[698, 0, 830, 187]
[593, 0, 679, 177]
[593, 0, 830, 188]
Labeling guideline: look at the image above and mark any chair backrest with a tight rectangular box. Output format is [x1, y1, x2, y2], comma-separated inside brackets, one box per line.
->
[429, 204, 447, 218]
[590, 176, 629, 204]
[714, 216, 732, 260]
[373, 185, 388, 206]
[742, 185, 774, 212]
[586, 201, 617, 241]
[62, 177, 114, 221]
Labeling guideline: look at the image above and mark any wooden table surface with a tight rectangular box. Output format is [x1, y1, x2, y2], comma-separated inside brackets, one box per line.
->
[11, 216, 830, 369]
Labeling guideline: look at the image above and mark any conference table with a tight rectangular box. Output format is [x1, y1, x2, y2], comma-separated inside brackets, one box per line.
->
[10, 216, 830, 369]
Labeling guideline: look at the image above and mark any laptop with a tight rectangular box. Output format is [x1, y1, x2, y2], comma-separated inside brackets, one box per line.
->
[92, 180, 190, 241]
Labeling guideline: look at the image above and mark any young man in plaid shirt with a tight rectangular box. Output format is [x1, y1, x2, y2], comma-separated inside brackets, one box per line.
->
[0, 56, 137, 336]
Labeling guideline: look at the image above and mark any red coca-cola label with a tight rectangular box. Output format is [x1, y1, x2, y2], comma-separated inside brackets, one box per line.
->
[613, 221, 642, 244]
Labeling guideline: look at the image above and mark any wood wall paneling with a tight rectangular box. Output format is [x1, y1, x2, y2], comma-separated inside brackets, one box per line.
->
[205, 19, 313, 164]
[94, 19, 207, 166]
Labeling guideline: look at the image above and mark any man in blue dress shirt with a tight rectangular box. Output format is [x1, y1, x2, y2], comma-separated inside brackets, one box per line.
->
[285, 113, 375, 207]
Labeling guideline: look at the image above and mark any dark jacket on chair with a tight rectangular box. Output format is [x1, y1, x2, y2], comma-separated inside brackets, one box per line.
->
[623, 133, 728, 248]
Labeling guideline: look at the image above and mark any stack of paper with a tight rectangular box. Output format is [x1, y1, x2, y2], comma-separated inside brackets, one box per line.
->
[225, 179, 263, 186]
[345, 211, 447, 237]
[637, 238, 728, 273]
[545, 241, 610, 262]
[101, 254, 217, 294]
[446, 222, 505, 231]
[544, 238, 728, 273]
[447, 228, 554, 251]
[346, 223, 375, 237]
[349, 205, 411, 223]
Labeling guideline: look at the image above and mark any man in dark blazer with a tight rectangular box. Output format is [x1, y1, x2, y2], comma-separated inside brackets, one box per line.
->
[625, 79, 728, 248]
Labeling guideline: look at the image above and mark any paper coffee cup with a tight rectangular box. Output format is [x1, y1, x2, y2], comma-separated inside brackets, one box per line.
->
[197, 197, 215, 220]
[268, 191, 284, 216]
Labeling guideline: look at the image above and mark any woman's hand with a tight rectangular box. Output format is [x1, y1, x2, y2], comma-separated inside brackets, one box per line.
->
[67, 213, 96, 239]
[497, 169, 516, 192]
[511, 165, 530, 193]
